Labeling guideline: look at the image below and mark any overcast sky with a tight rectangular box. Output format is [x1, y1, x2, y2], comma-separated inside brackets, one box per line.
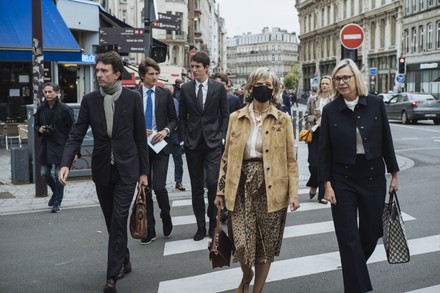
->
[218, 0, 300, 38]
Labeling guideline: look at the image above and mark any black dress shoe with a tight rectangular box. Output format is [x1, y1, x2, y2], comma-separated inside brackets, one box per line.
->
[141, 229, 156, 245]
[117, 261, 132, 280]
[103, 278, 117, 293]
[309, 192, 316, 200]
[163, 217, 173, 238]
[193, 227, 206, 241]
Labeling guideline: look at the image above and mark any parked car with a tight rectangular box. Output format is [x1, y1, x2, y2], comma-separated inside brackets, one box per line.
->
[377, 92, 396, 103]
[384, 92, 440, 124]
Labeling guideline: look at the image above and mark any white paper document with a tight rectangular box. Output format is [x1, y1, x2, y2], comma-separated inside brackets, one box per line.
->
[148, 131, 167, 154]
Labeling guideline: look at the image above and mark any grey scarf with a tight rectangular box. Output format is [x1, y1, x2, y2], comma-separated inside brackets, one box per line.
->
[100, 80, 122, 138]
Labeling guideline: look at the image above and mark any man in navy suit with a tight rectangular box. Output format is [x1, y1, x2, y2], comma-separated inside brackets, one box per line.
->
[179, 52, 229, 241]
[58, 51, 149, 293]
[138, 58, 178, 245]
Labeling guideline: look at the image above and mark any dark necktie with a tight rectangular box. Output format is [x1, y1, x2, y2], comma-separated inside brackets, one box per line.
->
[145, 89, 153, 130]
[197, 84, 203, 110]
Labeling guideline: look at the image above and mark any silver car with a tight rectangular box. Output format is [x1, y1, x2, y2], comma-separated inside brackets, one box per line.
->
[384, 93, 440, 124]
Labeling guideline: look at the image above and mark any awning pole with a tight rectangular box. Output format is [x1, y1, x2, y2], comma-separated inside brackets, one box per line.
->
[32, 0, 48, 197]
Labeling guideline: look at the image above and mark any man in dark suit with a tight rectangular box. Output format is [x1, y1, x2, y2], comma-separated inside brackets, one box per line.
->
[58, 51, 149, 293]
[137, 58, 178, 245]
[179, 52, 229, 241]
[213, 72, 242, 114]
[280, 83, 292, 116]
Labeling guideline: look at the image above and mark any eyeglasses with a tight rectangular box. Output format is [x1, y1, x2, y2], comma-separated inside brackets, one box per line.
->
[334, 75, 353, 83]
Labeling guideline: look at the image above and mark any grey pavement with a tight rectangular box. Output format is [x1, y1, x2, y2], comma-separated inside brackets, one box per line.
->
[0, 104, 411, 215]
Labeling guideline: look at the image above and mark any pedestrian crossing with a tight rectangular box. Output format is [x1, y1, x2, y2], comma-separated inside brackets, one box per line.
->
[155, 190, 440, 293]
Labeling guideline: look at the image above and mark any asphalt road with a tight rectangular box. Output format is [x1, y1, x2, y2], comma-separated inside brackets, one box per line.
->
[1, 120, 439, 293]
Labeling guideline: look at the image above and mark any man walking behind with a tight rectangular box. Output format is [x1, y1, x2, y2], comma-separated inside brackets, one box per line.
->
[34, 82, 77, 213]
[138, 58, 178, 245]
[179, 51, 229, 241]
[58, 51, 149, 293]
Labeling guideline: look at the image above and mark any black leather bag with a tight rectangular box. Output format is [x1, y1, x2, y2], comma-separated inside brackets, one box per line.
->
[208, 208, 232, 269]
[129, 187, 147, 239]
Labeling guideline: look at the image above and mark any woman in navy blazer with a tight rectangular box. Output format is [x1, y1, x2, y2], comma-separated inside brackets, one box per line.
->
[319, 59, 399, 293]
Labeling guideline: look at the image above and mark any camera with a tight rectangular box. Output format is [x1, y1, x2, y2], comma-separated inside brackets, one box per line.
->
[43, 125, 55, 136]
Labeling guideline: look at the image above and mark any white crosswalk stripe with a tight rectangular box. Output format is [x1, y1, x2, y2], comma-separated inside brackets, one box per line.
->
[159, 236, 440, 293]
[157, 192, 438, 293]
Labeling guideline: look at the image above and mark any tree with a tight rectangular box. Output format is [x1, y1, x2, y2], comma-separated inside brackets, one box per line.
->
[283, 64, 300, 91]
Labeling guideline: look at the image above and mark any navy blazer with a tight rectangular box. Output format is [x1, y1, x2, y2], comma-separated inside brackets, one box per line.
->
[60, 87, 149, 186]
[138, 86, 178, 155]
[318, 94, 399, 182]
[178, 79, 229, 150]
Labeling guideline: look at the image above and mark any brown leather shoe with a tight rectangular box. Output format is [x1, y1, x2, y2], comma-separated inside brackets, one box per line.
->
[117, 261, 132, 280]
[175, 182, 186, 191]
[103, 278, 117, 293]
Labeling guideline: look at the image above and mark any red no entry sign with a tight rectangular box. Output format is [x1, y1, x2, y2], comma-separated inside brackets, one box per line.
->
[340, 24, 364, 50]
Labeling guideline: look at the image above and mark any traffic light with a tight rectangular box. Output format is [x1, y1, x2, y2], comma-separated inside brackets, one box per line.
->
[398, 57, 406, 74]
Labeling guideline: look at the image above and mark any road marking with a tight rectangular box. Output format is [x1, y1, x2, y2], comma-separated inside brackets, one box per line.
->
[171, 202, 331, 226]
[164, 213, 415, 256]
[395, 147, 440, 152]
[171, 189, 310, 207]
[406, 285, 440, 293]
[158, 235, 440, 293]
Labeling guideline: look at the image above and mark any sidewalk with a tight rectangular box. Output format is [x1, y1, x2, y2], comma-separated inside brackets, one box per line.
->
[0, 104, 411, 215]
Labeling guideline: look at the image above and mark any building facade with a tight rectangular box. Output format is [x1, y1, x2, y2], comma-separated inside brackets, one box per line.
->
[402, 0, 440, 95]
[225, 27, 299, 86]
[296, 0, 440, 96]
[296, 0, 402, 94]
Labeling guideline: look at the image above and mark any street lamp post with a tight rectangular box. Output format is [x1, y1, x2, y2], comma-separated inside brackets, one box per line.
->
[144, 0, 152, 58]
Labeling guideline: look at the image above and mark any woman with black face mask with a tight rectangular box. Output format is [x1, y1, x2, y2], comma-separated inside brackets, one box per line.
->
[214, 67, 300, 293]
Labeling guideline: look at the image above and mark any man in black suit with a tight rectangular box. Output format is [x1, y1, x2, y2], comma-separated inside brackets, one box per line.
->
[179, 52, 229, 241]
[213, 72, 242, 114]
[58, 51, 149, 293]
[137, 58, 178, 245]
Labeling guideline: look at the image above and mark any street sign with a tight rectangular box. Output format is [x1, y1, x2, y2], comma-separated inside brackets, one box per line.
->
[99, 28, 145, 53]
[340, 24, 364, 50]
[152, 22, 181, 31]
[370, 67, 377, 75]
[396, 75, 405, 83]
[158, 13, 181, 23]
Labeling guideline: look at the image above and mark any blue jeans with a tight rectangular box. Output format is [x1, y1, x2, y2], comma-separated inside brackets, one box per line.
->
[40, 164, 64, 205]
[170, 132, 183, 183]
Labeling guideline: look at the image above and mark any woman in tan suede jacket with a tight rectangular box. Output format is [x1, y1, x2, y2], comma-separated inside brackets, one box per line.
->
[214, 67, 300, 293]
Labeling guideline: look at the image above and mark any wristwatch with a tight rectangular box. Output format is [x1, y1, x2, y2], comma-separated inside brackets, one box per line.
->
[164, 127, 170, 137]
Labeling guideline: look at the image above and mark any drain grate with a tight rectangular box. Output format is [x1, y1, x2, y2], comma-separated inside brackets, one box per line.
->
[0, 192, 15, 199]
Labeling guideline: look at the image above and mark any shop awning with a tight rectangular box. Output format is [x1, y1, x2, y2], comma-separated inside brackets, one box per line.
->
[0, 0, 81, 62]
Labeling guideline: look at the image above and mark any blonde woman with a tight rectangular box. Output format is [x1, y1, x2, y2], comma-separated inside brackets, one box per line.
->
[319, 59, 399, 292]
[214, 67, 300, 293]
[305, 75, 333, 204]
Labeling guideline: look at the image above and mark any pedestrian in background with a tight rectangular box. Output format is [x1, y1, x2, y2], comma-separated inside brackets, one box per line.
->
[163, 82, 186, 192]
[213, 72, 242, 114]
[305, 75, 333, 204]
[319, 58, 399, 292]
[34, 82, 78, 213]
[214, 67, 300, 293]
[179, 51, 229, 241]
[280, 83, 292, 116]
[58, 51, 149, 293]
[138, 58, 178, 245]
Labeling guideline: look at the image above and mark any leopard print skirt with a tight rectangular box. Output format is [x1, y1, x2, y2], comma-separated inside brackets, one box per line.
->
[228, 161, 287, 266]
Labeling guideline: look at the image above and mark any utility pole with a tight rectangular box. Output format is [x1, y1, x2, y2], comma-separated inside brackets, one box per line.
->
[144, 0, 152, 58]
[32, 0, 47, 197]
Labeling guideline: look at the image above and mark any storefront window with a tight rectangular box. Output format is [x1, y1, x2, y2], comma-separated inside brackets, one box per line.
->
[58, 64, 78, 103]
[0, 62, 32, 122]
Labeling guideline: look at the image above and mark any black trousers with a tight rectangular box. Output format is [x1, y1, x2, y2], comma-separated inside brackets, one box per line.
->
[306, 128, 324, 200]
[331, 156, 386, 293]
[95, 165, 137, 281]
[146, 147, 171, 231]
[185, 138, 222, 230]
